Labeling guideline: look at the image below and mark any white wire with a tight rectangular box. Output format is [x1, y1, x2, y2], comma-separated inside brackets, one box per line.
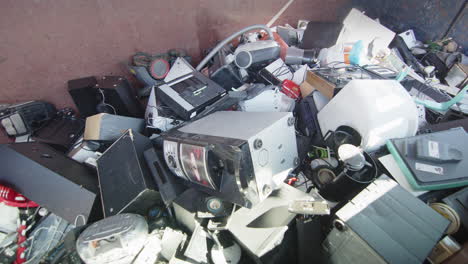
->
[98, 88, 117, 114]
[24, 217, 64, 263]
[25, 229, 64, 263]
[0, 244, 10, 257]
[23, 238, 62, 264]
[74, 214, 86, 227]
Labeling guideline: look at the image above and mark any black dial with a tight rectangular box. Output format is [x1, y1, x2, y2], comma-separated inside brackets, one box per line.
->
[168, 155, 176, 168]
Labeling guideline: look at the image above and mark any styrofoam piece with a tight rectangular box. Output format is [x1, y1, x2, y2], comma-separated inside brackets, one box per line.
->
[318, 80, 418, 152]
[0, 204, 19, 234]
[161, 227, 187, 261]
[292, 65, 308, 85]
[211, 242, 241, 264]
[337, 8, 395, 54]
[133, 231, 162, 264]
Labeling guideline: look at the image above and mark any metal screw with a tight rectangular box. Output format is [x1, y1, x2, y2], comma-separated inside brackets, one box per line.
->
[254, 139, 263, 149]
[208, 198, 222, 211]
[263, 185, 272, 196]
[38, 208, 48, 216]
[334, 219, 347, 231]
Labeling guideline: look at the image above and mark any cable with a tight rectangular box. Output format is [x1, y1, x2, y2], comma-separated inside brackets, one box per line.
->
[26, 207, 41, 222]
[339, 169, 374, 184]
[430, 203, 461, 235]
[340, 153, 378, 184]
[24, 229, 62, 263]
[323, 61, 347, 68]
[98, 88, 117, 115]
[145, 105, 183, 130]
[271, 61, 291, 79]
[24, 217, 65, 263]
[24, 238, 61, 264]
[74, 214, 86, 227]
[296, 178, 311, 187]
[26, 115, 55, 142]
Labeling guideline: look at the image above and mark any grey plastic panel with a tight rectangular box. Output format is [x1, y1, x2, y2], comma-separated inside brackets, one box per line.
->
[335, 176, 449, 264]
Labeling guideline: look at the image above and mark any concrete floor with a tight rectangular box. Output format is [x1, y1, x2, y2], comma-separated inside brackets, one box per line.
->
[0, 0, 351, 143]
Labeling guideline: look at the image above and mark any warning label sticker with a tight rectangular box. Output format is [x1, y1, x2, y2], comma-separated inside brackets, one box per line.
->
[415, 162, 444, 175]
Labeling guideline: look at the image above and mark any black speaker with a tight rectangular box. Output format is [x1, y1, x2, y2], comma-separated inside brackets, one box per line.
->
[32, 116, 85, 153]
[97, 129, 161, 217]
[68, 77, 101, 118]
[68, 76, 143, 118]
[0, 143, 102, 224]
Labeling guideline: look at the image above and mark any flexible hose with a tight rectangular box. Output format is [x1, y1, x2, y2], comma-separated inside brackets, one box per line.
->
[196, 24, 274, 71]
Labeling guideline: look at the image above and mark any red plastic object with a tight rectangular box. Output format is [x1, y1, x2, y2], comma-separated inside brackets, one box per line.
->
[281, 80, 301, 100]
[149, 58, 170, 79]
[15, 222, 27, 264]
[0, 185, 39, 208]
[287, 177, 298, 186]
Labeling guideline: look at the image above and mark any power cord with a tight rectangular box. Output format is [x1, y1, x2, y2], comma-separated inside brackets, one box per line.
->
[97, 88, 117, 115]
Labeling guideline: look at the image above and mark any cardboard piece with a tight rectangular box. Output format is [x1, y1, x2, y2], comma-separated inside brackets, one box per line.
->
[299, 71, 335, 98]
[332, 175, 449, 264]
[84, 113, 145, 141]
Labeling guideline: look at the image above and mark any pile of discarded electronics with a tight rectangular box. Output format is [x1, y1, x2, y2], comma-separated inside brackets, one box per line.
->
[1, 8, 468, 264]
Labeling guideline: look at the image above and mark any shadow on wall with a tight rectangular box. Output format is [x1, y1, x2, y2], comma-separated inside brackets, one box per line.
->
[0, 0, 351, 143]
[351, 0, 467, 49]
[0, 0, 350, 109]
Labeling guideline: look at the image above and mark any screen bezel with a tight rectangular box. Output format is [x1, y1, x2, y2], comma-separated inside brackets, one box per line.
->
[179, 143, 217, 190]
